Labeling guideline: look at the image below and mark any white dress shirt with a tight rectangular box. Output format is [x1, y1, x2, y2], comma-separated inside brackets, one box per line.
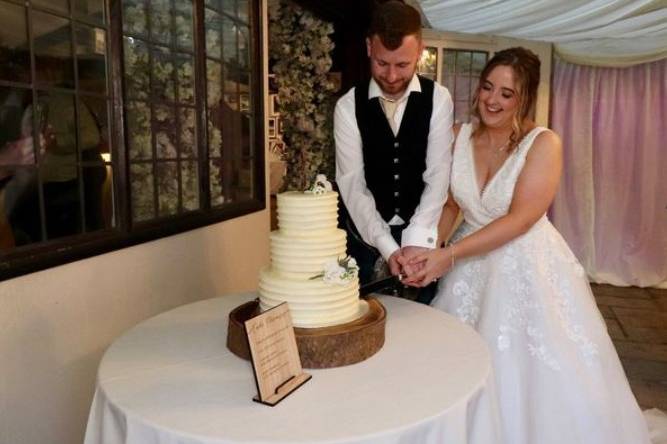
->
[334, 74, 454, 260]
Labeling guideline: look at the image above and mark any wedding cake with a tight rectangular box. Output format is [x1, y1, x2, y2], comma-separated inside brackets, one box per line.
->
[258, 176, 367, 328]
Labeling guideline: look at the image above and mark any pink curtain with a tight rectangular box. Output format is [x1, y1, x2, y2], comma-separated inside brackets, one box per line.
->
[550, 57, 667, 288]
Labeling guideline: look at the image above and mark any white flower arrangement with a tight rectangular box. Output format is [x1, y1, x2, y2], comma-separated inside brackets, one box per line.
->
[269, 0, 337, 191]
[310, 256, 359, 285]
[305, 174, 333, 195]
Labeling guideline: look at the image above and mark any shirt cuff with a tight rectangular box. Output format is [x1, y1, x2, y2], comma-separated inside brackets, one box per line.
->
[375, 233, 401, 261]
[401, 225, 438, 249]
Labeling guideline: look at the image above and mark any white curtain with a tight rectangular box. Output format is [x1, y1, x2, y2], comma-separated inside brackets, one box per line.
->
[419, 0, 667, 67]
[549, 57, 667, 288]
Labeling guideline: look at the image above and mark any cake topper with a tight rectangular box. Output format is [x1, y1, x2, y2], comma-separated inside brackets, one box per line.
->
[305, 174, 333, 195]
[310, 255, 359, 285]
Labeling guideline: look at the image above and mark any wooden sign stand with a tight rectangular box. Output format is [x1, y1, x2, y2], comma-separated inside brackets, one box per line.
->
[244, 303, 311, 406]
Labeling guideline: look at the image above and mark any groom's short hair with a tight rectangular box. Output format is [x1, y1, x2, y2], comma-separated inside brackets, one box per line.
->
[368, 1, 422, 50]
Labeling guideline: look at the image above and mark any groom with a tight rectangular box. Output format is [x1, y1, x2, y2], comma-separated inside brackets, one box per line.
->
[334, 0, 454, 303]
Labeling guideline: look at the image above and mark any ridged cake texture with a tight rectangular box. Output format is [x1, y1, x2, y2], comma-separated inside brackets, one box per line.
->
[258, 191, 363, 328]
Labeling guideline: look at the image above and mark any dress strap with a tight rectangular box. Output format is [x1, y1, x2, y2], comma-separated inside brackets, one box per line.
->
[516, 127, 549, 159]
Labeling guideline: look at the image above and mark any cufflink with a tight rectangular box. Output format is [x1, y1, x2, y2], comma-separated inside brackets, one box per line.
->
[427, 237, 434, 244]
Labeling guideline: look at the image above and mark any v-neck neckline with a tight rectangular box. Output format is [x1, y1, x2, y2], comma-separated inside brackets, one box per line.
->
[469, 127, 539, 200]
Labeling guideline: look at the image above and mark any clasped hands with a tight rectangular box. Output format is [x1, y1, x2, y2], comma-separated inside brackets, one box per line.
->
[388, 245, 455, 288]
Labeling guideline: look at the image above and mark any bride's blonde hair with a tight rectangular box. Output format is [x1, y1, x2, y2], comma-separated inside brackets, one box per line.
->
[470, 47, 541, 152]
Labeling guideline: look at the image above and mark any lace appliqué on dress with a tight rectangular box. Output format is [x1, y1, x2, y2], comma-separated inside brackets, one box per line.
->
[452, 260, 484, 326]
[497, 242, 562, 371]
[544, 240, 599, 366]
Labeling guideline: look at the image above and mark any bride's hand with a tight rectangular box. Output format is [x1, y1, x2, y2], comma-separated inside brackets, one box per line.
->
[401, 247, 454, 287]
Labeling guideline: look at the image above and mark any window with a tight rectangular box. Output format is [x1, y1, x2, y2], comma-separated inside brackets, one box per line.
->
[421, 29, 552, 126]
[0, 0, 264, 279]
[441, 49, 488, 123]
[418, 45, 488, 123]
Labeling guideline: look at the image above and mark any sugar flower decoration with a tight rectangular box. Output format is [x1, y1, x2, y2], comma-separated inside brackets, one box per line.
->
[310, 256, 359, 285]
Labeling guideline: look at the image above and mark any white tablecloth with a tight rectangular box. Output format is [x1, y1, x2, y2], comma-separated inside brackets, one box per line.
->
[84, 293, 501, 444]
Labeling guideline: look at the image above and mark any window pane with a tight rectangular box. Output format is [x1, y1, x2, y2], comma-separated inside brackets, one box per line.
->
[155, 105, 176, 159]
[0, 86, 35, 167]
[222, 15, 237, 65]
[150, 0, 172, 46]
[73, 0, 106, 26]
[181, 161, 199, 210]
[2, 166, 43, 247]
[222, 0, 236, 16]
[455, 75, 470, 99]
[441, 71, 452, 92]
[130, 163, 154, 221]
[32, 0, 68, 14]
[33, 11, 74, 88]
[174, 1, 193, 51]
[455, 51, 471, 75]
[76, 25, 107, 94]
[126, 101, 152, 160]
[443, 50, 456, 74]
[124, 37, 149, 100]
[152, 46, 175, 102]
[95, 163, 114, 228]
[156, 161, 178, 216]
[205, 8, 222, 59]
[123, 0, 147, 37]
[236, 157, 252, 200]
[238, 26, 250, 71]
[175, 54, 194, 105]
[209, 159, 223, 206]
[179, 107, 196, 158]
[42, 164, 84, 241]
[0, 1, 30, 84]
[82, 164, 110, 231]
[206, 60, 223, 157]
[472, 51, 487, 76]
[80, 97, 110, 159]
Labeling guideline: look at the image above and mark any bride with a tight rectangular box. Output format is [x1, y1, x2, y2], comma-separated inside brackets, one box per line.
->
[402, 47, 652, 444]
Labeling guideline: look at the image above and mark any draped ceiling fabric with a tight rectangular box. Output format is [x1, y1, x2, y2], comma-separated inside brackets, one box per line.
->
[419, 0, 667, 67]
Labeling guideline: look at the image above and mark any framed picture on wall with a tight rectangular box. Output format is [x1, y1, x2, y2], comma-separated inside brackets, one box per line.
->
[268, 117, 277, 138]
[269, 94, 280, 116]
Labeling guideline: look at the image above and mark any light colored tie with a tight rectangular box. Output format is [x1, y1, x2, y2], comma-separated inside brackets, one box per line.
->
[380, 97, 398, 133]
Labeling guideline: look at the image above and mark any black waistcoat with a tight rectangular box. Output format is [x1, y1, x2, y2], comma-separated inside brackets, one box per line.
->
[354, 76, 434, 223]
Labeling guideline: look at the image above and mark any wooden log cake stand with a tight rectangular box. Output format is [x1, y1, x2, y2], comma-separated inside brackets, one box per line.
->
[227, 297, 386, 369]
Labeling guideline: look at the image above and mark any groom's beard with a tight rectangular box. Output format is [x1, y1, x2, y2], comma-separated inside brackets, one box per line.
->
[373, 70, 414, 99]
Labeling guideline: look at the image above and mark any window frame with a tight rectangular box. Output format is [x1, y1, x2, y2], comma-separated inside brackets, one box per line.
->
[0, 0, 265, 280]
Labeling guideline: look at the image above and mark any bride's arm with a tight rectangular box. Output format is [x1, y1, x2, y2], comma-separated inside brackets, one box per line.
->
[437, 189, 459, 247]
[404, 130, 563, 286]
[436, 123, 462, 246]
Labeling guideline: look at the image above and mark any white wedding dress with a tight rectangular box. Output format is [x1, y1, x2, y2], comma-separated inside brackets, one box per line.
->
[431, 123, 651, 444]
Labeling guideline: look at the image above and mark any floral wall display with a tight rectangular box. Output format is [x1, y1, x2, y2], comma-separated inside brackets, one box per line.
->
[268, 0, 337, 191]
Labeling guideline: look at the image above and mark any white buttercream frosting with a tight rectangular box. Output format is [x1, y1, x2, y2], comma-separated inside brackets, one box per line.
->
[258, 190, 364, 328]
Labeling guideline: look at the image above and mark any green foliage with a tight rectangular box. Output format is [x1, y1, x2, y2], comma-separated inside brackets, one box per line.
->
[269, 0, 337, 191]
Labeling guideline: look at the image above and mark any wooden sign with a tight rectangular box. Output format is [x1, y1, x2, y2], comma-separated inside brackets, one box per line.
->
[244, 303, 311, 406]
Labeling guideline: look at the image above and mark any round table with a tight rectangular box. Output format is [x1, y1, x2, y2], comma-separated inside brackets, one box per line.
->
[84, 293, 501, 444]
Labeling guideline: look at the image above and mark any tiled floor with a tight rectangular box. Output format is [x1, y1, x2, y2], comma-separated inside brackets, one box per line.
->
[593, 284, 667, 410]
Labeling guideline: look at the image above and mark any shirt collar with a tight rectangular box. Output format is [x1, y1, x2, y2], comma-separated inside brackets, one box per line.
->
[368, 74, 421, 102]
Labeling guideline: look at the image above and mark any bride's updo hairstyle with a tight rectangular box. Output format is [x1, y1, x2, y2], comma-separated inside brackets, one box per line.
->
[471, 47, 541, 152]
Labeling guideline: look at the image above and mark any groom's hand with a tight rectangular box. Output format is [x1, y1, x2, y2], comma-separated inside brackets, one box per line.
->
[387, 250, 404, 277]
